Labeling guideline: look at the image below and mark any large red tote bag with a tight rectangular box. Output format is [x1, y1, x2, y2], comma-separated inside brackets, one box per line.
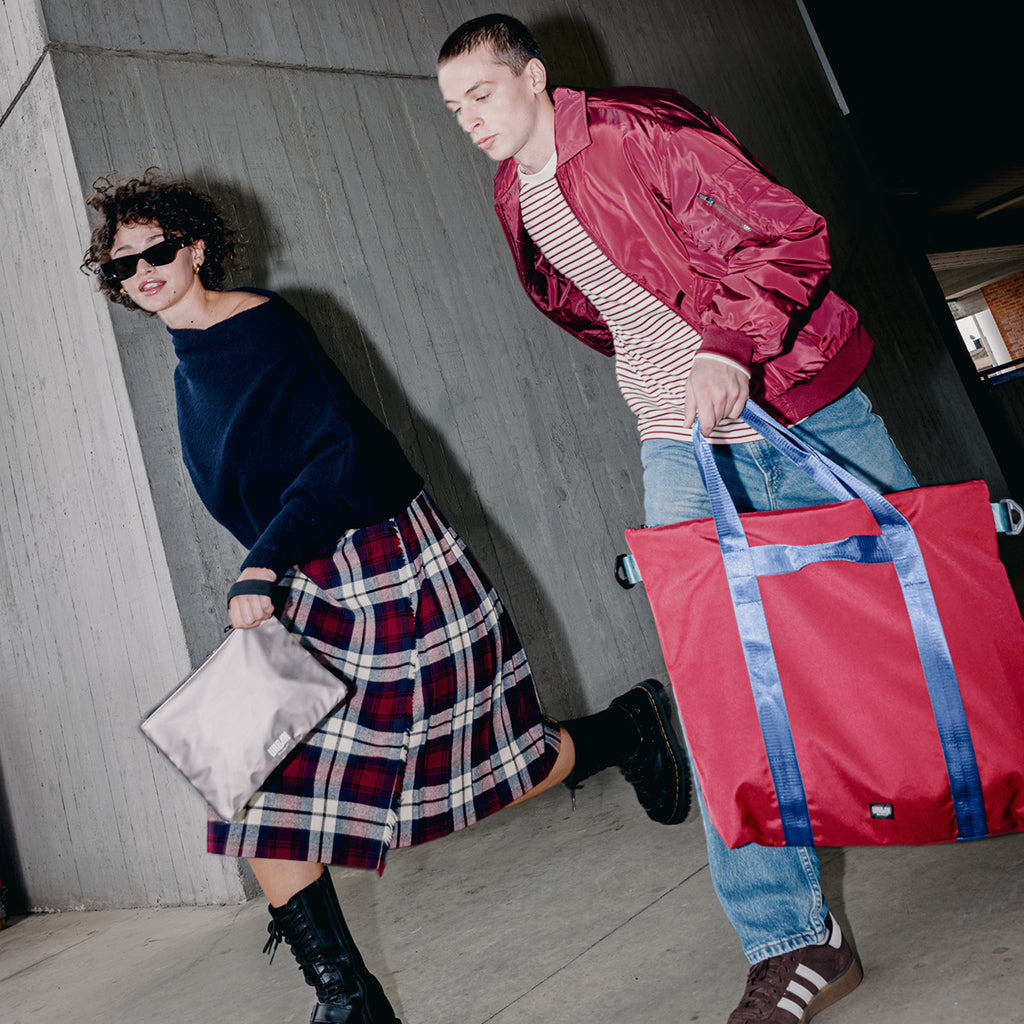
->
[625, 401, 1024, 849]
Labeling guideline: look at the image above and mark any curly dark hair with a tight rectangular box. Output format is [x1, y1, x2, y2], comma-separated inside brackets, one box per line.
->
[81, 169, 239, 313]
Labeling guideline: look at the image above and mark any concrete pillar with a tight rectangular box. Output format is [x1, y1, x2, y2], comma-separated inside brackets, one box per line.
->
[0, 2, 247, 907]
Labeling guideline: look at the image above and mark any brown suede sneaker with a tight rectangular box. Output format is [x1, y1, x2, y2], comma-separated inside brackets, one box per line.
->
[727, 914, 863, 1023]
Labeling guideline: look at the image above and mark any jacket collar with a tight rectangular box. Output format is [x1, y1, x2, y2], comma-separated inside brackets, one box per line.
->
[551, 87, 591, 163]
[494, 87, 590, 203]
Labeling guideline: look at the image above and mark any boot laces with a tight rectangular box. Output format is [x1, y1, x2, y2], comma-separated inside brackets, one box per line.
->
[262, 918, 285, 965]
[263, 911, 332, 975]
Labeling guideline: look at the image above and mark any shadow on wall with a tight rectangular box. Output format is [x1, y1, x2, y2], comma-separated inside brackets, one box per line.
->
[192, 179, 590, 719]
[0, 758, 26, 919]
[531, 16, 615, 89]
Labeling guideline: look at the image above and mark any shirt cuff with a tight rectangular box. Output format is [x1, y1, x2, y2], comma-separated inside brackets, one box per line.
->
[692, 351, 752, 378]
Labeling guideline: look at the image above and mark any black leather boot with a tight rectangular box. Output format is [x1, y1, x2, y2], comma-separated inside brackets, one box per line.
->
[561, 679, 690, 824]
[263, 869, 400, 1024]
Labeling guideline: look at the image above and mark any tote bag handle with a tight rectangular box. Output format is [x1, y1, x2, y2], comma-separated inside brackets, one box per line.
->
[692, 400, 987, 845]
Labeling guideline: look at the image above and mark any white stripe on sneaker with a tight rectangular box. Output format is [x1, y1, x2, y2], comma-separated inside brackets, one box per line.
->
[777, 996, 807, 1019]
[787, 980, 815, 1003]
[795, 963, 828, 989]
[780, 975, 821, 1019]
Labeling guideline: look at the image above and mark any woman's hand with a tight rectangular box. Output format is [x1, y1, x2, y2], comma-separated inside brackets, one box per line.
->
[229, 566, 277, 629]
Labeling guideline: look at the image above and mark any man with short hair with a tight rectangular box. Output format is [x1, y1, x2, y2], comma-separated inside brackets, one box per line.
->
[437, 14, 919, 1023]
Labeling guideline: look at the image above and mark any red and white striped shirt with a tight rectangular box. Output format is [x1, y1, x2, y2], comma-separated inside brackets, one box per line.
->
[519, 155, 759, 444]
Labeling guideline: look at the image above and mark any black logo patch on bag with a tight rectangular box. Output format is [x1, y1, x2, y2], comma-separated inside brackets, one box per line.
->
[870, 803, 895, 819]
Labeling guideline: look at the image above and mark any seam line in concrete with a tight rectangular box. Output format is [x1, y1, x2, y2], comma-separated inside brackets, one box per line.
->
[46, 41, 437, 81]
[1, 41, 433, 132]
[0, 926, 104, 985]
[0, 49, 50, 131]
[478, 862, 711, 1023]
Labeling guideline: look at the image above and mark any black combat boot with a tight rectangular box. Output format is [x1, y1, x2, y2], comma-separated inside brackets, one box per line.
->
[264, 869, 401, 1024]
[561, 678, 690, 824]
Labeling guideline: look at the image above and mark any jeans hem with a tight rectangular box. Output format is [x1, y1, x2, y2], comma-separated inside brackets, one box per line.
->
[742, 898, 830, 964]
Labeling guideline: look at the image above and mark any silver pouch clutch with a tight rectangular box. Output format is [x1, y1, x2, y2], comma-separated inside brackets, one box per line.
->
[140, 616, 351, 821]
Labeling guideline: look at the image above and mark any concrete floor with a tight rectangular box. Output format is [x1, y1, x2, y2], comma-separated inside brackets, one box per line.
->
[1, 773, 1022, 1024]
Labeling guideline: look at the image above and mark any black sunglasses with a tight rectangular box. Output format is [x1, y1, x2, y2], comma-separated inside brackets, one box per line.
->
[99, 237, 189, 283]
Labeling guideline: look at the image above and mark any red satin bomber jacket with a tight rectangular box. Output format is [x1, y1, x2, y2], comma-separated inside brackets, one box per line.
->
[493, 87, 873, 426]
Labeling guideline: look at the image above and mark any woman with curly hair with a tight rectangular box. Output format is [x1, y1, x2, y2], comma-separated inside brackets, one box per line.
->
[82, 171, 688, 1024]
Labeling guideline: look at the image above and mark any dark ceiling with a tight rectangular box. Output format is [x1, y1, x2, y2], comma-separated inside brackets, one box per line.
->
[804, 1, 1024, 299]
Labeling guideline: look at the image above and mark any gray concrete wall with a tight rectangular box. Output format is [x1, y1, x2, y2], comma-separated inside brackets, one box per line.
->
[0, 4, 246, 909]
[0, 0, 1011, 909]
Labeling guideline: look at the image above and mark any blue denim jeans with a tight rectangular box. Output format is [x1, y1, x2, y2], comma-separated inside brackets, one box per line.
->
[641, 388, 917, 962]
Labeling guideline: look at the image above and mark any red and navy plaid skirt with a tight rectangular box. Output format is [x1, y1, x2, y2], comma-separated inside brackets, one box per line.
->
[207, 491, 561, 871]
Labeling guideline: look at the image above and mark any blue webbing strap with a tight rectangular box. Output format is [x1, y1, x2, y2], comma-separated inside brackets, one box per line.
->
[694, 423, 815, 845]
[618, 504, 1016, 589]
[749, 534, 891, 575]
[694, 401, 988, 842]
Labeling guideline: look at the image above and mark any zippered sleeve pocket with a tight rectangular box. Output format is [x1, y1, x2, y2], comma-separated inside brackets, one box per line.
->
[691, 192, 762, 251]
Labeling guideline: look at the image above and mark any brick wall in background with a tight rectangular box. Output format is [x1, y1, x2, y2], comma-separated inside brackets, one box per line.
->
[983, 273, 1024, 360]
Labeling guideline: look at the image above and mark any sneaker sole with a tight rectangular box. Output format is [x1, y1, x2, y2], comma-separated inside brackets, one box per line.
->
[629, 679, 691, 825]
[803, 955, 863, 1022]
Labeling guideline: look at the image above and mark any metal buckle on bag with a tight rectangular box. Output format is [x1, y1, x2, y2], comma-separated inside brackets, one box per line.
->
[992, 499, 1024, 536]
[614, 553, 643, 589]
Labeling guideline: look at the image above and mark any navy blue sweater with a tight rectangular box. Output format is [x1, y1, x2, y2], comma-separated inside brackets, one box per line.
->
[169, 291, 422, 574]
